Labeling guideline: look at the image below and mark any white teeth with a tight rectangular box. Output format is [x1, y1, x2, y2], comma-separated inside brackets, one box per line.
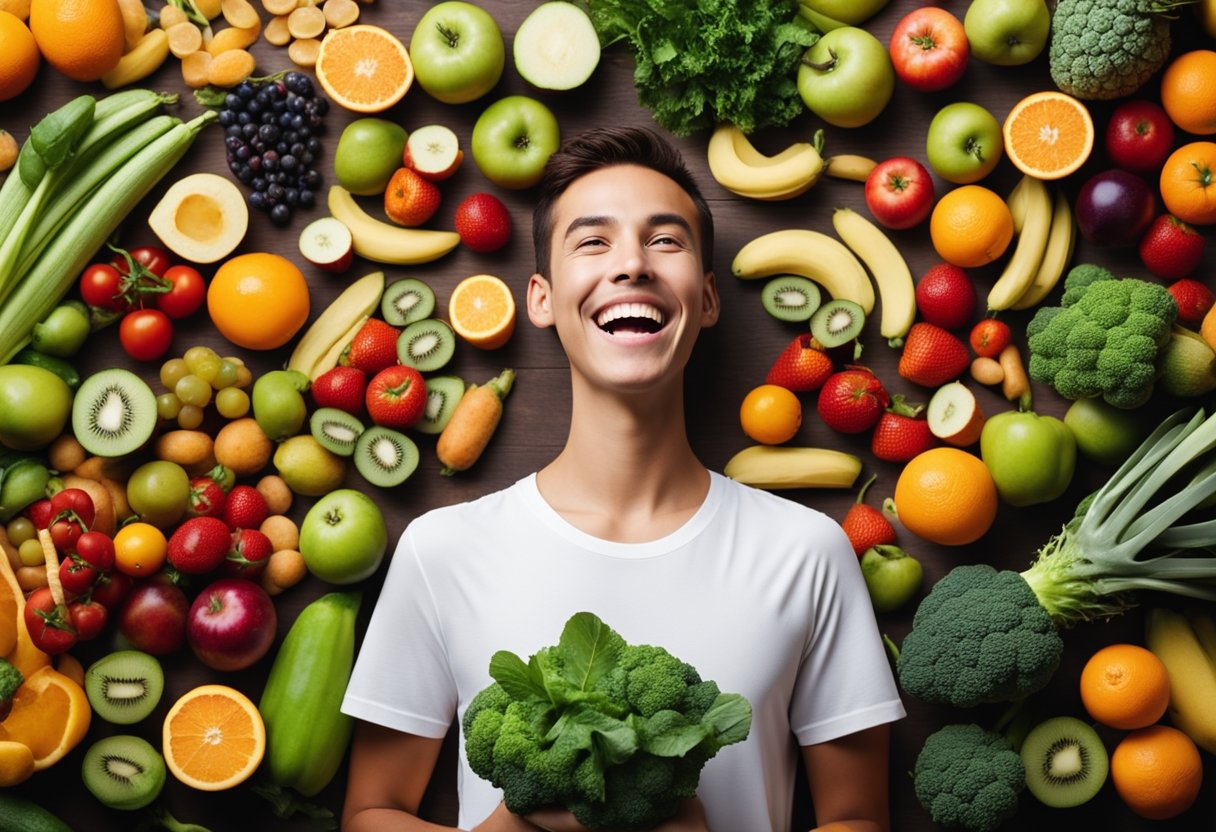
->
[594, 302, 665, 327]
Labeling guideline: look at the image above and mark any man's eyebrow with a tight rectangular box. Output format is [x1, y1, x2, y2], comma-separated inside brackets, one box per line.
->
[562, 213, 694, 240]
[564, 215, 615, 239]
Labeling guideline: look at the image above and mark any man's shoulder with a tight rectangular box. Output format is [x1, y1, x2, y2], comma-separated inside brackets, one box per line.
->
[717, 474, 841, 530]
[405, 477, 532, 538]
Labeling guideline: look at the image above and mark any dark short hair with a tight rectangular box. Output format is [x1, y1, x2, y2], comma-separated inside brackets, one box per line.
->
[531, 127, 714, 276]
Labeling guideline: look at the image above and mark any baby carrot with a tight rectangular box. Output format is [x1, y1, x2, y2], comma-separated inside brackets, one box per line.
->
[437, 369, 515, 476]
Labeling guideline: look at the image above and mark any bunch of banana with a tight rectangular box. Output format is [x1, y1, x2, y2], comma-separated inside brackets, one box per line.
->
[824, 154, 878, 182]
[987, 174, 1077, 312]
[732, 229, 875, 315]
[287, 270, 385, 380]
[1145, 607, 1216, 753]
[831, 208, 915, 346]
[101, 0, 171, 89]
[328, 186, 462, 265]
[724, 446, 862, 490]
[797, 0, 890, 31]
[706, 125, 826, 201]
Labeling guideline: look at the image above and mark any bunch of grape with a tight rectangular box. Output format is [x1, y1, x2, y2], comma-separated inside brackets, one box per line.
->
[158, 346, 254, 429]
[218, 71, 327, 226]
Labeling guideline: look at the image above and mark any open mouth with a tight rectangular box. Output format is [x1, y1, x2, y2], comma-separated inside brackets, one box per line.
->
[594, 302, 666, 335]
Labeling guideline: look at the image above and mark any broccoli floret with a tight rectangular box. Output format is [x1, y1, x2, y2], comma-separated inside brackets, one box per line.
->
[0, 658, 21, 720]
[618, 645, 699, 717]
[896, 565, 1063, 708]
[1026, 276, 1177, 409]
[914, 723, 1025, 832]
[1059, 263, 1116, 307]
[1049, 0, 1173, 100]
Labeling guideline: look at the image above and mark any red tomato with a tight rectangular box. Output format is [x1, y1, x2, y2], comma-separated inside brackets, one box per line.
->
[23, 587, 77, 655]
[889, 7, 969, 93]
[969, 319, 1013, 359]
[49, 519, 82, 553]
[864, 157, 936, 230]
[80, 263, 129, 312]
[24, 498, 53, 530]
[111, 245, 171, 279]
[1105, 99, 1175, 175]
[50, 488, 96, 529]
[119, 309, 174, 362]
[157, 265, 206, 320]
[59, 556, 98, 596]
[68, 600, 108, 641]
[90, 571, 133, 612]
[75, 531, 116, 573]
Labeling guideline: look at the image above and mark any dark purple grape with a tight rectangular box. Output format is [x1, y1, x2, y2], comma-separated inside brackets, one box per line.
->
[269, 203, 291, 226]
[247, 154, 261, 172]
[299, 189, 314, 209]
[241, 123, 257, 139]
[252, 176, 266, 192]
[262, 150, 279, 171]
[267, 183, 285, 201]
[235, 81, 255, 99]
[280, 154, 298, 172]
[249, 190, 266, 210]
[284, 72, 312, 96]
[225, 124, 242, 139]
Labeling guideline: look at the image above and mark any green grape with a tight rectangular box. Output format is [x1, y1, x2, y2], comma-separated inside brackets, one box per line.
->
[215, 387, 250, 419]
[175, 374, 212, 408]
[177, 404, 205, 430]
[157, 393, 182, 420]
[222, 355, 245, 367]
[183, 345, 219, 373]
[18, 538, 44, 567]
[213, 360, 239, 389]
[5, 517, 35, 547]
[193, 354, 223, 386]
[235, 365, 254, 388]
[160, 357, 189, 390]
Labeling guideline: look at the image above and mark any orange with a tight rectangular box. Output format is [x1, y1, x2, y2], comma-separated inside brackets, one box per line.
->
[929, 185, 1015, 268]
[739, 384, 802, 445]
[0, 11, 38, 101]
[113, 522, 167, 576]
[0, 740, 35, 786]
[1159, 142, 1216, 226]
[1079, 643, 1170, 730]
[207, 252, 310, 350]
[1111, 724, 1203, 820]
[163, 684, 265, 791]
[0, 666, 90, 771]
[1160, 49, 1216, 135]
[893, 447, 998, 546]
[0, 545, 49, 680]
[315, 24, 413, 113]
[448, 274, 516, 350]
[1002, 91, 1094, 180]
[28, 0, 123, 82]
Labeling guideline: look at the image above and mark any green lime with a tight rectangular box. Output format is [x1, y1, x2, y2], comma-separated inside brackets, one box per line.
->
[1063, 398, 1152, 467]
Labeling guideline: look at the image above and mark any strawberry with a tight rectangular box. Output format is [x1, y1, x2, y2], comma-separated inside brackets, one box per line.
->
[454, 192, 512, 253]
[871, 394, 937, 463]
[224, 528, 273, 580]
[168, 517, 233, 574]
[384, 167, 441, 227]
[312, 365, 367, 414]
[1167, 278, 1216, 329]
[223, 485, 268, 532]
[765, 334, 834, 392]
[366, 364, 427, 429]
[1139, 214, 1204, 281]
[968, 318, 1013, 359]
[344, 318, 401, 376]
[840, 474, 897, 556]
[187, 473, 228, 520]
[816, 368, 889, 434]
[898, 322, 971, 387]
[915, 263, 977, 330]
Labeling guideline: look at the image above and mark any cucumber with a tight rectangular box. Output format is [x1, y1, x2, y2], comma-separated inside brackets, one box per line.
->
[0, 793, 73, 832]
[9, 349, 81, 391]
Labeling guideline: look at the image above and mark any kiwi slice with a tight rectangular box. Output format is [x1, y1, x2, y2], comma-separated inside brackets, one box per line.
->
[354, 426, 420, 487]
[81, 734, 166, 810]
[1020, 716, 1109, 808]
[310, 407, 366, 457]
[809, 299, 865, 348]
[85, 649, 165, 725]
[415, 375, 466, 436]
[381, 278, 436, 327]
[397, 319, 456, 373]
[761, 275, 821, 322]
[71, 369, 158, 457]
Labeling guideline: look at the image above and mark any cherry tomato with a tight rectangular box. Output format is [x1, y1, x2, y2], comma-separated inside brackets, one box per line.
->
[49, 519, 82, 553]
[59, 555, 98, 596]
[157, 265, 206, 320]
[111, 245, 171, 279]
[90, 571, 133, 611]
[119, 308, 174, 362]
[24, 498, 54, 530]
[68, 600, 108, 641]
[23, 587, 77, 655]
[80, 263, 129, 313]
[75, 531, 116, 572]
[113, 522, 168, 577]
[50, 488, 96, 530]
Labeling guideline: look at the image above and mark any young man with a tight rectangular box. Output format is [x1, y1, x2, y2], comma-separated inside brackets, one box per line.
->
[340, 127, 905, 832]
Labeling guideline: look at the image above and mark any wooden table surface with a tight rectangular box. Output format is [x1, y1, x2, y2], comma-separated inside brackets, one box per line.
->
[5, 1, 1216, 829]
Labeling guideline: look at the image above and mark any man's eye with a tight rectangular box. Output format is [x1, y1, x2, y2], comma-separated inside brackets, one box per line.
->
[577, 238, 606, 248]
[651, 235, 681, 246]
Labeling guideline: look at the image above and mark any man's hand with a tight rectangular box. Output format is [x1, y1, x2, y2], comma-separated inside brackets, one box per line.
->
[525, 798, 708, 832]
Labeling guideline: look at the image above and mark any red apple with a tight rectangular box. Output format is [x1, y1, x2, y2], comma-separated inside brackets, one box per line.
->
[404, 124, 463, 181]
[186, 578, 277, 672]
[864, 157, 936, 230]
[1105, 100, 1175, 175]
[889, 6, 969, 93]
[118, 576, 189, 656]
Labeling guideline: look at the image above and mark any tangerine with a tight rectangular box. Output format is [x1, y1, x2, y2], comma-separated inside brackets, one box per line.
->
[163, 684, 265, 791]
[0, 11, 38, 101]
[929, 185, 1014, 268]
[893, 447, 997, 545]
[1111, 724, 1203, 820]
[1079, 643, 1170, 730]
[739, 384, 802, 445]
[448, 274, 516, 350]
[1160, 49, 1216, 136]
[28, 0, 122, 82]
[207, 252, 310, 350]
[1159, 142, 1216, 226]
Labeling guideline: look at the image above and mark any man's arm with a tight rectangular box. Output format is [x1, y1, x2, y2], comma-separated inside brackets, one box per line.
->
[801, 723, 892, 832]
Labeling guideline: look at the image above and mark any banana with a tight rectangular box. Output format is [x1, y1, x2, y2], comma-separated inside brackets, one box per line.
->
[116, 0, 149, 51]
[314, 314, 369, 381]
[1006, 175, 1030, 233]
[328, 186, 461, 265]
[987, 175, 1053, 311]
[732, 229, 875, 315]
[824, 154, 878, 182]
[287, 271, 385, 379]
[706, 124, 825, 201]
[1011, 188, 1077, 311]
[831, 208, 915, 346]
[101, 28, 170, 90]
[724, 446, 862, 490]
[1145, 607, 1216, 753]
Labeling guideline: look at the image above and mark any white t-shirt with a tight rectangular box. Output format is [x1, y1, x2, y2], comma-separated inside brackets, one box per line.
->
[342, 472, 906, 832]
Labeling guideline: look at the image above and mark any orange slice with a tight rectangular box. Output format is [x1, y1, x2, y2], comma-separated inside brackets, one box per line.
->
[1002, 91, 1094, 180]
[315, 24, 413, 113]
[448, 274, 516, 350]
[0, 665, 91, 771]
[163, 684, 265, 791]
[0, 547, 49, 680]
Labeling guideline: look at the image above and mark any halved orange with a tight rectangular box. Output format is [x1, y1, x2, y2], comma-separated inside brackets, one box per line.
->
[0, 546, 49, 680]
[0, 666, 91, 771]
[448, 274, 516, 350]
[163, 684, 264, 791]
[1002, 91, 1094, 180]
[315, 24, 413, 113]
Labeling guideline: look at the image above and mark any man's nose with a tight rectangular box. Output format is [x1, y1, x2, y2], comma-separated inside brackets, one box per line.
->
[612, 241, 651, 283]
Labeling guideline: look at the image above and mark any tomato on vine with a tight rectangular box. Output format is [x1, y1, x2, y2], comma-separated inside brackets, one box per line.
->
[111, 245, 171, 280]
[157, 265, 206, 319]
[80, 263, 129, 313]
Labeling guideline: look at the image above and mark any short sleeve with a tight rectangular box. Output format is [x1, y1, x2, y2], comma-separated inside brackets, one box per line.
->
[789, 523, 906, 746]
[340, 527, 457, 738]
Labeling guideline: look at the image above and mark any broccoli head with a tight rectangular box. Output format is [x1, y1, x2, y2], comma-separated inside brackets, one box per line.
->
[0, 658, 21, 720]
[914, 723, 1025, 832]
[1048, 0, 1173, 100]
[896, 565, 1063, 708]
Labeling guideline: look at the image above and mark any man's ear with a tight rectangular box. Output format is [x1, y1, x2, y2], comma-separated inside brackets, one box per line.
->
[701, 271, 721, 328]
[527, 273, 555, 328]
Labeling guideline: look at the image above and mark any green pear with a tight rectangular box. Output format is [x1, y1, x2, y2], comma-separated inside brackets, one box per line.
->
[252, 370, 310, 441]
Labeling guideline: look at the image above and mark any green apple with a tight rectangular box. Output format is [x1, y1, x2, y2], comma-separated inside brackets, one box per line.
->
[334, 118, 408, 197]
[0, 365, 72, 451]
[800, 0, 890, 25]
[964, 0, 1051, 67]
[797, 27, 894, 129]
[1063, 397, 1152, 467]
[471, 95, 561, 190]
[980, 410, 1077, 507]
[252, 369, 310, 441]
[409, 1, 505, 105]
[926, 102, 1004, 184]
[299, 489, 388, 584]
[860, 545, 923, 613]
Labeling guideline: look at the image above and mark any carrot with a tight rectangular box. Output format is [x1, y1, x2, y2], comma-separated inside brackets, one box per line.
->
[436, 369, 515, 476]
[999, 343, 1031, 409]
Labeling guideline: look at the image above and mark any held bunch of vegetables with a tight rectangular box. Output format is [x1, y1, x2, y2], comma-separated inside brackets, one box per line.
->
[463, 612, 752, 831]
[896, 407, 1216, 709]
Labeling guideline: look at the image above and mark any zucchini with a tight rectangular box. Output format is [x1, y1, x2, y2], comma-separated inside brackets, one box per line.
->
[259, 591, 361, 796]
[9, 349, 81, 391]
[0, 793, 73, 832]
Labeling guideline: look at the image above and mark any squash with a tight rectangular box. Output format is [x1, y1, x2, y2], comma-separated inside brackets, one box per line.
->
[147, 172, 248, 264]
